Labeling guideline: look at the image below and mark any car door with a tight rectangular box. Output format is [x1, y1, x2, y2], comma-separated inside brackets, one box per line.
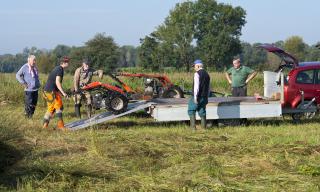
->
[295, 69, 316, 101]
[315, 69, 320, 104]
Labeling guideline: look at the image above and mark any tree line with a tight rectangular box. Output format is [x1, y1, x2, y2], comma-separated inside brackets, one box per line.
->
[1, 0, 320, 73]
[0, 33, 139, 74]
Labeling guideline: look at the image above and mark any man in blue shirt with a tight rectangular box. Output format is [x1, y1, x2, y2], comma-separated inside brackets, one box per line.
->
[16, 55, 41, 118]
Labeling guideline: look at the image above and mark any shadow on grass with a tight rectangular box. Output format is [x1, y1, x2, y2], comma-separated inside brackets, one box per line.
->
[0, 141, 26, 189]
[0, 141, 23, 175]
[0, 136, 113, 190]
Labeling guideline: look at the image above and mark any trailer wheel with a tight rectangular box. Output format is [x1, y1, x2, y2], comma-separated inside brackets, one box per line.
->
[162, 85, 184, 98]
[291, 101, 317, 121]
[106, 93, 128, 114]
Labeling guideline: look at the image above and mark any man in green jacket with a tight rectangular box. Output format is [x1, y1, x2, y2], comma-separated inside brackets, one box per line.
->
[225, 57, 257, 96]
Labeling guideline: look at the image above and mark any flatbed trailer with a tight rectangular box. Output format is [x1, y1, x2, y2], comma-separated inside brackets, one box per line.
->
[65, 71, 317, 131]
[150, 97, 282, 121]
[66, 97, 284, 131]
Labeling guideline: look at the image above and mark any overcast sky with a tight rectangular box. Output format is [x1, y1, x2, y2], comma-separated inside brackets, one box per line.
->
[1, 0, 319, 54]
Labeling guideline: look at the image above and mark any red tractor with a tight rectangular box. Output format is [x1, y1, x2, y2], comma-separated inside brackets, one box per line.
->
[77, 72, 184, 115]
[110, 72, 184, 100]
[80, 81, 129, 114]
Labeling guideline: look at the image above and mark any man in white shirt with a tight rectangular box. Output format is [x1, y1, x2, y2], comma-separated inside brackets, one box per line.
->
[187, 59, 211, 130]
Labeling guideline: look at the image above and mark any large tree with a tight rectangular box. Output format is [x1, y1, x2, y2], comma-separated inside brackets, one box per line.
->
[284, 36, 306, 61]
[85, 33, 119, 72]
[156, 1, 196, 71]
[139, 0, 246, 71]
[194, 0, 246, 70]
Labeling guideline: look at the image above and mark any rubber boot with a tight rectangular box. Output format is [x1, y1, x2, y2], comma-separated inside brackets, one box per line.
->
[86, 104, 92, 118]
[42, 112, 51, 128]
[189, 115, 196, 131]
[57, 119, 68, 131]
[56, 112, 68, 131]
[43, 119, 49, 129]
[201, 116, 207, 129]
[74, 104, 81, 119]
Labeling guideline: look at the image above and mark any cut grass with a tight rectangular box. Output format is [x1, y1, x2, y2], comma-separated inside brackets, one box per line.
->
[1, 72, 320, 191]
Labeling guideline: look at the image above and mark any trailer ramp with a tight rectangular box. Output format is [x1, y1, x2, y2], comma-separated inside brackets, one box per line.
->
[66, 101, 154, 131]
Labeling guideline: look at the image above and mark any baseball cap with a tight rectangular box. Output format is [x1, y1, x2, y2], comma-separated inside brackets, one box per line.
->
[192, 59, 203, 66]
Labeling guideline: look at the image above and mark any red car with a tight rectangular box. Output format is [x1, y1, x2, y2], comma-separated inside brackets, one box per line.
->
[260, 44, 320, 110]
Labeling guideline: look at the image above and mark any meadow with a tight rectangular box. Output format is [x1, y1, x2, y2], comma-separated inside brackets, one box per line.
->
[0, 72, 320, 192]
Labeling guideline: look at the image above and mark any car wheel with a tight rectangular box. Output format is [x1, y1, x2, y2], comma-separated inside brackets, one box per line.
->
[291, 101, 317, 121]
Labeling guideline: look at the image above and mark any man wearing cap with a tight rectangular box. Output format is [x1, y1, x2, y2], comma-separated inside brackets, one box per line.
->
[42, 57, 70, 130]
[225, 57, 257, 97]
[16, 55, 41, 118]
[73, 58, 103, 118]
[188, 59, 211, 130]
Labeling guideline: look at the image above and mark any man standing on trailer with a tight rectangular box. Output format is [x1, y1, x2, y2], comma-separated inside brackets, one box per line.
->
[188, 59, 211, 130]
[16, 55, 41, 118]
[225, 56, 257, 96]
[73, 58, 103, 118]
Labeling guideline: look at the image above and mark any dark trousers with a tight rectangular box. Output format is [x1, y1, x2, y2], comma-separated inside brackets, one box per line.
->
[25, 91, 38, 118]
[232, 86, 247, 97]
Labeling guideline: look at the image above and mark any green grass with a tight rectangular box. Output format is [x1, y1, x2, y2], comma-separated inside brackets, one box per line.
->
[1, 72, 320, 191]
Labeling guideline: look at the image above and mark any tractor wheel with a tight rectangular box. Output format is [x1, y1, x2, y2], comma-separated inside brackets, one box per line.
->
[106, 93, 128, 114]
[291, 101, 317, 121]
[162, 85, 184, 98]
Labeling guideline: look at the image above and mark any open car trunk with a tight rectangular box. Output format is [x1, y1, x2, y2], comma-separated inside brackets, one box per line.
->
[258, 44, 299, 70]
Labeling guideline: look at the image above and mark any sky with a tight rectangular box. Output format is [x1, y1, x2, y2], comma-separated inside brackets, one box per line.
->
[0, 0, 319, 54]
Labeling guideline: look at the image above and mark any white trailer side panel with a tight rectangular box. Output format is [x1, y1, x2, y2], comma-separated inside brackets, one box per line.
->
[151, 101, 281, 121]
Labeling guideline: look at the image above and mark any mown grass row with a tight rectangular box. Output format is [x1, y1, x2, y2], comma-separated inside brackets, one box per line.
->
[1, 104, 320, 191]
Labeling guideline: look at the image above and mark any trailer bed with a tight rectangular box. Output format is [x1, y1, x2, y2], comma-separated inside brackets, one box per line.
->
[65, 97, 282, 131]
[150, 97, 282, 121]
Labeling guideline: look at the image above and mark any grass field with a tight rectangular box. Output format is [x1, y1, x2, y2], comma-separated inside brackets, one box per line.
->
[1, 72, 320, 191]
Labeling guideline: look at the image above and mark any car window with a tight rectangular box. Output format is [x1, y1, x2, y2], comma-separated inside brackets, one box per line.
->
[296, 70, 314, 84]
[316, 70, 320, 84]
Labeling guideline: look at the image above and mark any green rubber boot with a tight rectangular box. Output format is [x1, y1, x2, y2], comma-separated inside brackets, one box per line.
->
[190, 115, 196, 131]
[74, 104, 81, 119]
[201, 116, 207, 129]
